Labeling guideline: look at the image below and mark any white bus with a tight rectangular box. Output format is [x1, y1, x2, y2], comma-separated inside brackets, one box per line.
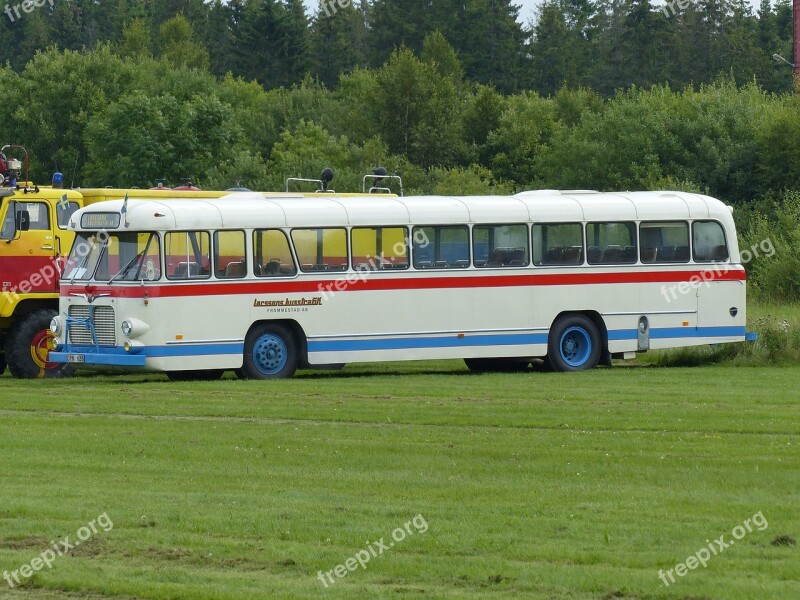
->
[50, 191, 754, 379]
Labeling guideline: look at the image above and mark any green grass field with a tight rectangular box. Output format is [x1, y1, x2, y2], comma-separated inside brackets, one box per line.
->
[0, 353, 798, 599]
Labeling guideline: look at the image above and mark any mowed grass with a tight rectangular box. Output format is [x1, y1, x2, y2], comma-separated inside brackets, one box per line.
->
[0, 361, 798, 599]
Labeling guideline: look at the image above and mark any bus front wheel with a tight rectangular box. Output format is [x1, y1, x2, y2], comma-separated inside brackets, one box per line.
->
[547, 314, 602, 372]
[241, 323, 298, 380]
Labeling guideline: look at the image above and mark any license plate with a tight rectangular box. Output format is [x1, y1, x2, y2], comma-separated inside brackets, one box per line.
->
[67, 354, 85, 364]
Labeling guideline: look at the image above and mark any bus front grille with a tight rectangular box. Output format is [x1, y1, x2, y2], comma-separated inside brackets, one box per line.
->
[68, 305, 116, 347]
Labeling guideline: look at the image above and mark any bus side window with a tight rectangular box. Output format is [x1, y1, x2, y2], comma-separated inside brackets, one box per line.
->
[640, 222, 690, 264]
[473, 225, 529, 268]
[693, 221, 729, 262]
[413, 226, 469, 269]
[291, 228, 348, 273]
[215, 230, 247, 279]
[586, 222, 637, 265]
[254, 229, 297, 277]
[165, 231, 211, 280]
[352, 227, 409, 271]
[532, 223, 583, 266]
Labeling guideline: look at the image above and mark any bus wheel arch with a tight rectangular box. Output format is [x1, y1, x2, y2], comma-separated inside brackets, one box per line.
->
[547, 311, 607, 372]
[240, 320, 305, 380]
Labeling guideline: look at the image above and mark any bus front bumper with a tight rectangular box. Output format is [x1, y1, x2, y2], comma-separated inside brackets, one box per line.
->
[50, 346, 147, 367]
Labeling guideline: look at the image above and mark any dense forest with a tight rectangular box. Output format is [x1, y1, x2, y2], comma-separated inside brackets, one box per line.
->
[1, 1, 799, 296]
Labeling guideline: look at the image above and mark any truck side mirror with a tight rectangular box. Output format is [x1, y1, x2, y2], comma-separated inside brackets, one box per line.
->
[15, 209, 30, 232]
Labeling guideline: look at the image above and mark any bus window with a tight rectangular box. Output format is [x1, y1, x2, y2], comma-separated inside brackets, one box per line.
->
[693, 221, 729, 262]
[586, 222, 637, 265]
[215, 231, 247, 279]
[412, 226, 469, 269]
[532, 223, 583, 266]
[352, 227, 409, 271]
[254, 229, 297, 277]
[291, 228, 348, 272]
[165, 231, 211, 280]
[640, 222, 690, 264]
[473, 225, 529, 268]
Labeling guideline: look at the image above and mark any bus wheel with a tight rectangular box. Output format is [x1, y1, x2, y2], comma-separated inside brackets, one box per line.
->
[5, 309, 75, 379]
[547, 314, 602, 372]
[166, 370, 224, 382]
[0, 353, 6, 375]
[241, 324, 298, 380]
[464, 358, 529, 373]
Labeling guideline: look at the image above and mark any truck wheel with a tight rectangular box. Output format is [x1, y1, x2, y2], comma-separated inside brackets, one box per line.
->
[241, 323, 298, 380]
[5, 309, 75, 379]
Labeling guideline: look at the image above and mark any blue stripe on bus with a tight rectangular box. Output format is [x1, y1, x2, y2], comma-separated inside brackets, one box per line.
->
[307, 333, 549, 353]
[609, 326, 746, 341]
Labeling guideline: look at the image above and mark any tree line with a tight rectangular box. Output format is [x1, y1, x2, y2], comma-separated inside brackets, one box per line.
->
[0, 0, 795, 95]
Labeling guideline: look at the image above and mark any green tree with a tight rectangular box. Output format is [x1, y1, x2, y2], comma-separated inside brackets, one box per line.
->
[158, 14, 210, 70]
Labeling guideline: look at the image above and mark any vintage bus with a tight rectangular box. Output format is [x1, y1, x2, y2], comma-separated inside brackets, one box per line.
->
[49, 191, 754, 379]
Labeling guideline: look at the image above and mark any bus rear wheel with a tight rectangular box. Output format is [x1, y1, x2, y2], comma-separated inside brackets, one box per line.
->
[241, 323, 298, 380]
[166, 370, 225, 382]
[547, 314, 602, 372]
[5, 309, 74, 379]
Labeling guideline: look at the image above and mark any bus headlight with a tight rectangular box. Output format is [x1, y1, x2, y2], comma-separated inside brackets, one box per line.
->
[53, 337, 61, 347]
[121, 319, 149, 338]
[50, 317, 61, 335]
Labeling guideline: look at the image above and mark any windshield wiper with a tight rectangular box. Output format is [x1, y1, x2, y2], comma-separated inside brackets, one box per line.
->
[108, 250, 146, 284]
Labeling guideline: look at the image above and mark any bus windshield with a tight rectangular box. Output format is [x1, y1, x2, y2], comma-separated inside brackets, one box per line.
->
[63, 232, 160, 283]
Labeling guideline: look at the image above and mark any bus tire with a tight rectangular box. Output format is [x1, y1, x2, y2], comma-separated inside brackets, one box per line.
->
[5, 309, 75, 379]
[464, 358, 529, 373]
[241, 323, 298, 380]
[166, 370, 224, 382]
[547, 314, 602, 372]
[0, 353, 6, 375]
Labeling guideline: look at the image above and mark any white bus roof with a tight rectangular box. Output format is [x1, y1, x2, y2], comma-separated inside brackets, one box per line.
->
[68, 190, 733, 231]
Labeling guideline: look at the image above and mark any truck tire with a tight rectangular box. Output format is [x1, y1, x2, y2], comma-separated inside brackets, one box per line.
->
[5, 309, 74, 379]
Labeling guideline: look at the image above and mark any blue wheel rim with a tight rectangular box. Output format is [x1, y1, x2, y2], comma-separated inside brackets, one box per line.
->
[253, 334, 288, 375]
[559, 327, 592, 367]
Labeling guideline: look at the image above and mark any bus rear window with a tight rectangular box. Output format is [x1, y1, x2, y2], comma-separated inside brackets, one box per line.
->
[473, 225, 529, 267]
[165, 231, 211, 280]
[532, 223, 583, 266]
[693, 221, 729, 262]
[291, 228, 348, 272]
[413, 226, 469, 269]
[586, 222, 637, 264]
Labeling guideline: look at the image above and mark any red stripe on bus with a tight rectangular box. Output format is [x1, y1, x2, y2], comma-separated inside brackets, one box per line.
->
[60, 268, 746, 299]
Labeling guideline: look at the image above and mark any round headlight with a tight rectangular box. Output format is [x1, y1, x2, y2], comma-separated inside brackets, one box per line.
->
[123, 340, 133, 352]
[121, 320, 133, 337]
[53, 337, 61, 347]
[50, 317, 60, 335]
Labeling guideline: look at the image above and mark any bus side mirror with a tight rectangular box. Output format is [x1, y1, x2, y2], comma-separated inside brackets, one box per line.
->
[15, 209, 30, 232]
